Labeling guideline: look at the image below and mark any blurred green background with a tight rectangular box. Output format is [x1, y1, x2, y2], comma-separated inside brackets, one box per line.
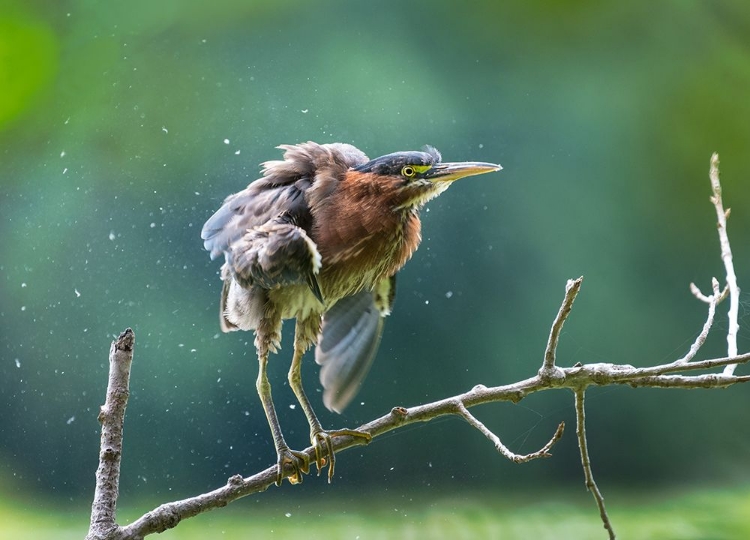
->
[3, 0, 750, 537]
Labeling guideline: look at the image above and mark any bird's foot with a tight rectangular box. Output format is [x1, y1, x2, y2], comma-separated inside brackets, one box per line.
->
[275, 446, 310, 486]
[311, 428, 372, 483]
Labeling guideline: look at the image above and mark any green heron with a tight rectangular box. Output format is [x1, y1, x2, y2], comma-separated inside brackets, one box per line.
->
[201, 142, 501, 485]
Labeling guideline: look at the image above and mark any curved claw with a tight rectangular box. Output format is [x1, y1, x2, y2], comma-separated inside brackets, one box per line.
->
[276, 446, 310, 486]
[311, 429, 372, 483]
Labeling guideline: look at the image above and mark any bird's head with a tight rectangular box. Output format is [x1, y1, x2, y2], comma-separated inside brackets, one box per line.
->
[353, 146, 501, 210]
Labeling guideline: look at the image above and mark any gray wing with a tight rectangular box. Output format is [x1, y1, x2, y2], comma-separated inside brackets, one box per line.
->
[201, 182, 309, 261]
[229, 214, 323, 302]
[315, 275, 396, 413]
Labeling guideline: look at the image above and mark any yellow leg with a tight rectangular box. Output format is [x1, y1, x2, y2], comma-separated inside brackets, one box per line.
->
[288, 322, 372, 483]
[256, 349, 309, 486]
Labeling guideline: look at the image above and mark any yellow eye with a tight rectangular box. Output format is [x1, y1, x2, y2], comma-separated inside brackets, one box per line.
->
[401, 166, 416, 178]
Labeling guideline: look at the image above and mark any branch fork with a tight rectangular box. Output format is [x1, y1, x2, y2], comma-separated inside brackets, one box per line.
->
[454, 400, 565, 463]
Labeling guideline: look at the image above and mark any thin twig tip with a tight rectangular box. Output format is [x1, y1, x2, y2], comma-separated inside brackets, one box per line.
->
[116, 328, 135, 351]
[567, 276, 584, 290]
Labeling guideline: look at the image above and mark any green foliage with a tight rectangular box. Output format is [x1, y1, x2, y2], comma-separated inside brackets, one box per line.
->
[6, 488, 750, 539]
[0, 10, 58, 128]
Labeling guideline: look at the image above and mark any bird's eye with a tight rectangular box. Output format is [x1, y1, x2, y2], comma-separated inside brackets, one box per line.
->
[401, 166, 416, 178]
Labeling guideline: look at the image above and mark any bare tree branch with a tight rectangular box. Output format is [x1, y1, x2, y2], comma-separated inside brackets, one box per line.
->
[627, 373, 750, 389]
[689, 280, 729, 304]
[574, 389, 615, 540]
[678, 278, 720, 364]
[541, 276, 583, 375]
[705, 153, 741, 374]
[455, 401, 565, 463]
[99, 340, 750, 539]
[86, 329, 135, 540]
[89, 331, 750, 539]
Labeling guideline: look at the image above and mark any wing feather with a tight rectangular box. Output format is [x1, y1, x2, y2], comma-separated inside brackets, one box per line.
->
[229, 215, 322, 299]
[315, 276, 396, 413]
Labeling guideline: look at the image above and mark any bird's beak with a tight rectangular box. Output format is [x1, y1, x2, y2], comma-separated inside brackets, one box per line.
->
[424, 161, 502, 183]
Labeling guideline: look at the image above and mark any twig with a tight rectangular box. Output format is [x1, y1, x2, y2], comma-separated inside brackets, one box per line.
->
[574, 389, 615, 540]
[563, 353, 750, 381]
[706, 153, 741, 374]
[455, 401, 565, 463]
[541, 276, 583, 374]
[676, 278, 720, 364]
[689, 281, 729, 304]
[627, 373, 750, 389]
[86, 329, 135, 540]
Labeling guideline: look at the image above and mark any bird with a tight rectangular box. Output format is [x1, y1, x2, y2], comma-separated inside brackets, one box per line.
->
[201, 142, 501, 485]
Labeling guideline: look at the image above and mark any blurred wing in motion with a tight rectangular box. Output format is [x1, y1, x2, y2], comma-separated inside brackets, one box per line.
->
[316, 276, 396, 413]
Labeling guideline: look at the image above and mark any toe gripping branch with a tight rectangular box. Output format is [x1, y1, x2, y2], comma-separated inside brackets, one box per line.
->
[278, 429, 372, 485]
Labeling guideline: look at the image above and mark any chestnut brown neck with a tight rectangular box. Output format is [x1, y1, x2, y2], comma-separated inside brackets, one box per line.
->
[309, 171, 422, 298]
